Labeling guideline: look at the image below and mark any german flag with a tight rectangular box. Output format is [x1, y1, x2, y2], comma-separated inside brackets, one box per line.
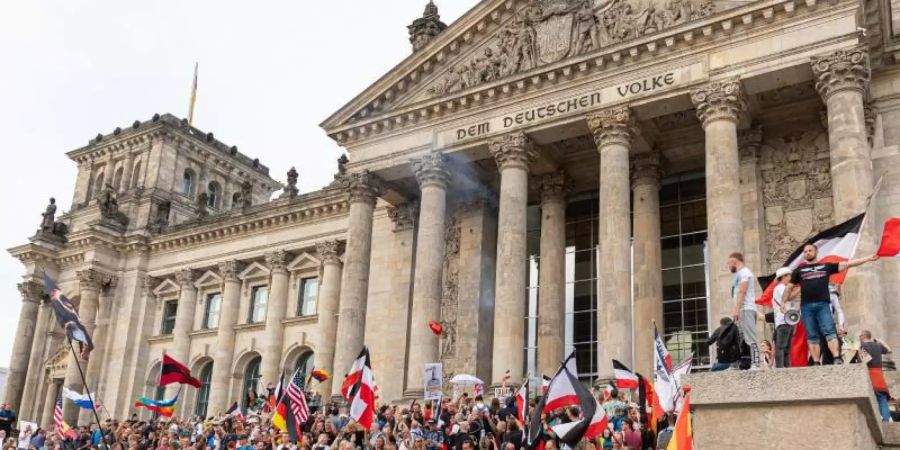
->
[310, 368, 330, 382]
[666, 394, 692, 450]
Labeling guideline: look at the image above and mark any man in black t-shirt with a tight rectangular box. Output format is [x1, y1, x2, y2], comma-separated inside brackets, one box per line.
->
[786, 243, 879, 364]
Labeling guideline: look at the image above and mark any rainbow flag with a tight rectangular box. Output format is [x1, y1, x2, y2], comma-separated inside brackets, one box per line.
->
[135, 390, 179, 417]
[666, 394, 693, 450]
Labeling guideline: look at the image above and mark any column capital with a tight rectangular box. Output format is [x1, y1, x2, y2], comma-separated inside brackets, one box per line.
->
[142, 275, 161, 297]
[76, 269, 109, 292]
[411, 150, 451, 190]
[316, 240, 346, 266]
[537, 171, 571, 204]
[17, 280, 44, 304]
[738, 126, 764, 161]
[489, 132, 535, 171]
[387, 202, 419, 232]
[175, 269, 197, 287]
[630, 152, 662, 187]
[339, 170, 381, 205]
[265, 250, 290, 274]
[690, 77, 747, 126]
[218, 260, 245, 282]
[587, 106, 638, 149]
[811, 45, 870, 100]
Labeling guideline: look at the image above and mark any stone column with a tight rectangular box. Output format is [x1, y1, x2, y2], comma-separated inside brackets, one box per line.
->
[587, 107, 637, 377]
[4, 281, 42, 410]
[331, 171, 379, 399]
[738, 127, 767, 275]
[812, 46, 884, 336]
[690, 77, 747, 325]
[631, 152, 663, 376]
[405, 150, 451, 397]
[62, 270, 104, 424]
[19, 295, 51, 421]
[536, 171, 568, 377]
[313, 240, 344, 399]
[489, 132, 535, 384]
[79, 278, 117, 424]
[120, 150, 135, 193]
[40, 379, 62, 429]
[261, 250, 290, 387]
[208, 260, 244, 415]
[172, 270, 197, 364]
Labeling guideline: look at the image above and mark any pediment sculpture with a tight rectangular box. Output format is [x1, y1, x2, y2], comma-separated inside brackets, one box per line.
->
[427, 0, 713, 97]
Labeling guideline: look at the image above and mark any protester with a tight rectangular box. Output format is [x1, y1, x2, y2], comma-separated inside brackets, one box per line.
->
[771, 267, 794, 368]
[728, 252, 761, 370]
[858, 330, 893, 422]
[759, 340, 775, 370]
[0, 405, 15, 437]
[707, 317, 742, 371]
[787, 244, 879, 365]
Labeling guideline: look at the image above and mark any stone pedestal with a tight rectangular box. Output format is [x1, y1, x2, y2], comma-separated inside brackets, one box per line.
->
[332, 171, 379, 399]
[588, 107, 637, 377]
[406, 151, 450, 397]
[208, 260, 243, 415]
[313, 240, 344, 399]
[631, 153, 663, 376]
[686, 365, 886, 449]
[536, 172, 568, 377]
[691, 78, 747, 326]
[489, 132, 535, 384]
[63, 270, 104, 424]
[261, 250, 290, 388]
[812, 46, 885, 338]
[5, 282, 42, 412]
[19, 298, 51, 421]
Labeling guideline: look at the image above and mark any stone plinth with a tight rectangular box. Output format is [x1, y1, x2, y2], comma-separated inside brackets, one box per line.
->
[686, 365, 885, 449]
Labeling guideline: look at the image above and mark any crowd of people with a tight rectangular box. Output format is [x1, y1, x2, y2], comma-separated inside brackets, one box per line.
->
[0, 389, 683, 450]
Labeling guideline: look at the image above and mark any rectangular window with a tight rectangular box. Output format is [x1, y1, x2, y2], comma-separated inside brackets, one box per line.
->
[203, 293, 222, 329]
[161, 300, 178, 335]
[249, 286, 268, 323]
[297, 278, 319, 316]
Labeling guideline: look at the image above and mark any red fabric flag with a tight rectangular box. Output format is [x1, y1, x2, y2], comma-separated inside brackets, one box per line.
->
[877, 217, 900, 257]
[790, 321, 809, 367]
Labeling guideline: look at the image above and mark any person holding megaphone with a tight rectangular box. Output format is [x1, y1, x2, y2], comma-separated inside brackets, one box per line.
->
[772, 267, 797, 368]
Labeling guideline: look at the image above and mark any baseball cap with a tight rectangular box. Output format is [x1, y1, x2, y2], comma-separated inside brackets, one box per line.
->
[776, 267, 792, 279]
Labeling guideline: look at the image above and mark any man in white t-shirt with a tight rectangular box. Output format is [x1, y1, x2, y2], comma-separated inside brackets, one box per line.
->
[771, 267, 794, 368]
[728, 252, 760, 369]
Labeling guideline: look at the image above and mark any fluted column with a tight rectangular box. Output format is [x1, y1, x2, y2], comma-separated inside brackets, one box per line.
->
[690, 78, 747, 325]
[405, 150, 451, 397]
[79, 278, 116, 424]
[4, 281, 43, 411]
[19, 294, 52, 422]
[40, 379, 62, 429]
[536, 171, 568, 377]
[261, 250, 290, 387]
[489, 132, 535, 384]
[331, 171, 380, 399]
[314, 240, 344, 399]
[588, 107, 637, 377]
[63, 270, 104, 424]
[812, 46, 884, 336]
[208, 260, 244, 415]
[631, 152, 663, 376]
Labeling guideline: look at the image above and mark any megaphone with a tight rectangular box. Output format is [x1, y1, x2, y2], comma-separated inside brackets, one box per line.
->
[785, 307, 801, 326]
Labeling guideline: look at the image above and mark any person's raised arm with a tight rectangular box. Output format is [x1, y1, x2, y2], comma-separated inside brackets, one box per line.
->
[838, 254, 879, 272]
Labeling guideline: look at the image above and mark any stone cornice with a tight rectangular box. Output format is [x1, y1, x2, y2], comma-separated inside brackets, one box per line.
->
[282, 315, 318, 326]
[324, 0, 846, 146]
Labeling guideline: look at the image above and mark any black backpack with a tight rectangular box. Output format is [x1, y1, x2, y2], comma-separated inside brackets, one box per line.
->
[716, 322, 742, 363]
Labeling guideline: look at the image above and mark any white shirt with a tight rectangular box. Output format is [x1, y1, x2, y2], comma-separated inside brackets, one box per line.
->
[732, 267, 757, 311]
[772, 284, 787, 327]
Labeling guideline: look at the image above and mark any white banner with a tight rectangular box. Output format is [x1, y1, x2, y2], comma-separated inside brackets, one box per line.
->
[424, 363, 443, 401]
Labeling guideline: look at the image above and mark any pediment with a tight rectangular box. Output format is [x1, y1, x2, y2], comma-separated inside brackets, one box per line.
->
[322, 0, 736, 139]
[287, 252, 320, 271]
[153, 279, 180, 296]
[238, 261, 270, 280]
[194, 270, 223, 288]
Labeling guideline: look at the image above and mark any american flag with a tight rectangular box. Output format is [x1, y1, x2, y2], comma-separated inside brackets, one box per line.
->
[286, 377, 309, 425]
[53, 393, 74, 440]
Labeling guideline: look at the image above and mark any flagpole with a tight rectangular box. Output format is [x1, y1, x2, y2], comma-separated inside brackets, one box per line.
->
[187, 62, 198, 126]
[66, 339, 112, 450]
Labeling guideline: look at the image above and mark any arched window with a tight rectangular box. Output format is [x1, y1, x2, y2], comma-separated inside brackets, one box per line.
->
[243, 356, 262, 409]
[131, 162, 142, 188]
[182, 169, 195, 196]
[94, 173, 105, 197]
[207, 182, 220, 209]
[293, 352, 314, 390]
[194, 362, 214, 417]
[113, 167, 124, 191]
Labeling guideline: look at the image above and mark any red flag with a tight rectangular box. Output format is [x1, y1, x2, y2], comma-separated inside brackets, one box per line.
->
[160, 353, 202, 388]
[790, 321, 810, 367]
[348, 348, 375, 429]
[515, 380, 528, 423]
[341, 349, 368, 401]
[877, 217, 900, 257]
[612, 360, 640, 390]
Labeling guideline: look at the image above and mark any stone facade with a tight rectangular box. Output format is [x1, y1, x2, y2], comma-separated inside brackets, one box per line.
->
[7, 0, 900, 427]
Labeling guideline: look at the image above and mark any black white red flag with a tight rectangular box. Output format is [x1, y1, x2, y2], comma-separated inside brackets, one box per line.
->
[347, 347, 375, 429]
[341, 348, 369, 401]
[541, 352, 581, 414]
[515, 379, 529, 423]
[612, 359, 639, 390]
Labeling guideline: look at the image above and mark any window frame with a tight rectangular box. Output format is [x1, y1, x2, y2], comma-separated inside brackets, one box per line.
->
[160, 300, 178, 335]
[194, 362, 214, 417]
[203, 292, 222, 329]
[182, 169, 195, 196]
[297, 277, 319, 316]
[248, 285, 268, 324]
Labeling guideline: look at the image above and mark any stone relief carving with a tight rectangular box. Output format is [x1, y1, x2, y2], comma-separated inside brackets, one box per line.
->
[439, 205, 462, 376]
[759, 130, 834, 269]
[427, 0, 713, 97]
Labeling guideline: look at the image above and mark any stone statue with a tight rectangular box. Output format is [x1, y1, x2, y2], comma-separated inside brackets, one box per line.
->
[98, 183, 119, 218]
[337, 154, 349, 175]
[240, 181, 252, 209]
[196, 192, 209, 217]
[41, 198, 57, 232]
[283, 167, 299, 198]
[148, 200, 170, 233]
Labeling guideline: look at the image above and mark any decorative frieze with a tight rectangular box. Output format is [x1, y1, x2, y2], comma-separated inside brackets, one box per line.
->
[387, 202, 419, 232]
[811, 46, 870, 100]
[690, 77, 747, 125]
[587, 106, 638, 148]
[315, 240, 345, 266]
[489, 132, 535, 171]
[538, 171, 571, 204]
[411, 150, 451, 189]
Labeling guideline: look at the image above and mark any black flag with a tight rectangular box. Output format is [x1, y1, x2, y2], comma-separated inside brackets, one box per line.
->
[43, 275, 94, 358]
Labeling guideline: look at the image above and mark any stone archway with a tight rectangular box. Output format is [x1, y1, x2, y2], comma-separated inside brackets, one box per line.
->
[188, 356, 214, 418]
[281, 344, 315, 389]
[230, 349, 262, 407]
